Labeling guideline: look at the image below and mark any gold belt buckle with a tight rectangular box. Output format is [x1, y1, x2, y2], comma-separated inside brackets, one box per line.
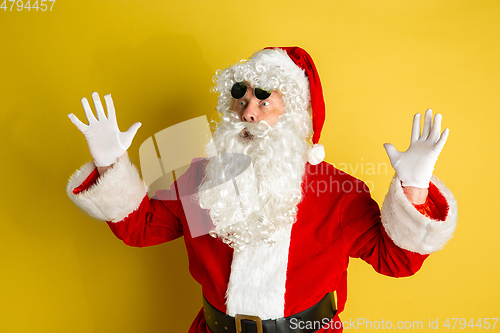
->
[235, 314, 263, 333]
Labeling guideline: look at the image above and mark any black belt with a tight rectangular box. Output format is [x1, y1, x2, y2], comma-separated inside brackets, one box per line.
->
[203, 293, 337, 333]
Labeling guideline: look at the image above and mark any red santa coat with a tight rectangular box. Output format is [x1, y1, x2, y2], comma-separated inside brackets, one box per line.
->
[68, 155, 457, 332]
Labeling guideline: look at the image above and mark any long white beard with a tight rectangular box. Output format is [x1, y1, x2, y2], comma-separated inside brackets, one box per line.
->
[197, 113, 309, 251]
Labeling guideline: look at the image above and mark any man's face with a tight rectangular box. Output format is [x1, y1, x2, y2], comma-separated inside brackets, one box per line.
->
[232, 83, 285, 129]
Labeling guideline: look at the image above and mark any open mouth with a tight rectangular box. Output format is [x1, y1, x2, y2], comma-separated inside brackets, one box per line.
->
[241, 128, 254, 141]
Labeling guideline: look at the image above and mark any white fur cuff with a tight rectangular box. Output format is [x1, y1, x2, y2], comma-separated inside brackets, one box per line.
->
[381, 175, 457, 254]
[67, 155, 148, 222]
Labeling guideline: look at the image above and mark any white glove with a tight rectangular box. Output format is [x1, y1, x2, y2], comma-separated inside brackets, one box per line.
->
[68, 92, 142, 167]
[384, 109, 449, 188]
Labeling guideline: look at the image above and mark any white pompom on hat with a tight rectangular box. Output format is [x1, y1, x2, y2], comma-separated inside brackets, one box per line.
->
[307, 143, 326, 165]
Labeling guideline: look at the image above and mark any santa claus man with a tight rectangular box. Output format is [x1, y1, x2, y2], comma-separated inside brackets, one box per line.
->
[67, 47, 457, 333]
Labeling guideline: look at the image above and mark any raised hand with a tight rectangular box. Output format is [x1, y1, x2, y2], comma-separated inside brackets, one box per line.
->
[68, 92, 142, 167]
[384, 109, 449, 188]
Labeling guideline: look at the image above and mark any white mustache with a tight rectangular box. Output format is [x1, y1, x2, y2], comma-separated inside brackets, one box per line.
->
[232, 120, 272, 139]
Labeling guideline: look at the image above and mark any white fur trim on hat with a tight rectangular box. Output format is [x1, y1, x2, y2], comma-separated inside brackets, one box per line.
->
[249, 48, 310, 107]
[307, 144, 325, 165]
[67, 154, 148, 222]
[381, 174, 457, 254]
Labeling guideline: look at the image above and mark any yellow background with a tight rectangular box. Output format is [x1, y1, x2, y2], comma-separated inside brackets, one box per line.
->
[1, 0, 498, 332]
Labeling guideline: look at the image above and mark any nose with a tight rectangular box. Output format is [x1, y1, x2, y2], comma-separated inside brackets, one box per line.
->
[241, 101, 259, 122]
[241, 91, 259, 123]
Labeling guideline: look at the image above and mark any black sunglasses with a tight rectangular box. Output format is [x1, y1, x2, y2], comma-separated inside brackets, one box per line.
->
[231, 82, 272, 100]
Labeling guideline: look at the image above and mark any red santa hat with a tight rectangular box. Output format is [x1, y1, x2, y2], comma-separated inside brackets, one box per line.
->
[261, 47, 326, 165]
